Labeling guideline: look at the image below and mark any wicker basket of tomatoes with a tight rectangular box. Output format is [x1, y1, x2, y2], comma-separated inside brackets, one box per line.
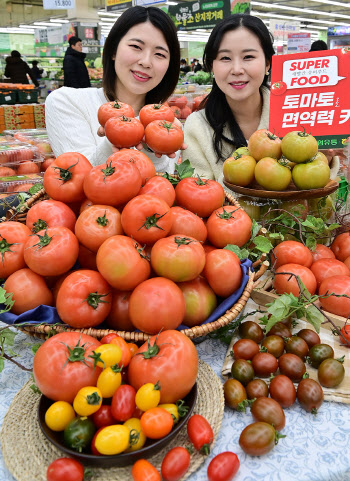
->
[0, 150, 267, 342]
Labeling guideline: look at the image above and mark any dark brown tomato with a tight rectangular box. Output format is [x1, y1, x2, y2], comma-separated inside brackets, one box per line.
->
[261, 335, 285, 358]
[223, 379, 247, 411]
[297, 378, 324, 413]
[269, 322, 292, 338]
[246, 379, 269, 400]
[278, 353, 306, 382]
[238, 321, 264, 343]
[239, 422, 277, 456]
[317, 359, 345, 388]
[285, 336, 309, 360]
[251, 352, 278, 378]
[231, 359, 255, 386]
[232, 339, 260, 361]
[269, 375, 296, 408]
[250, 396, 286, 431]
[297, 329, 321, 348]
[308, 344, 334, 368]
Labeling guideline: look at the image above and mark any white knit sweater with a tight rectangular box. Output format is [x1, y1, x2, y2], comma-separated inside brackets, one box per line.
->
[45, 87, 177, 173]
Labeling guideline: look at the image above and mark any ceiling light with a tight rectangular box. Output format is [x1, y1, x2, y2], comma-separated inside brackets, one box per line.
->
[20, 24, 47, 29]
[99, 18, 116, 22]
[34, 22, 62, 27]
[251, 1, 350, 20]
[0, 27, 34, 33]
[98, 11, 122, 16]
[306, 0, 350, 7]
[50, 18, 69, 23]
[251, 10, 350, 26]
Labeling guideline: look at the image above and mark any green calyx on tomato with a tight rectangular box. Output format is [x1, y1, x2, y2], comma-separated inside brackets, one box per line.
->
[31, 230, 53, 249]
[32, 219, 48, 233]
[176, 399, 189, 418]
[101, 161, 116, 181]
[141, 212, 168, 231]
[129, 428, 141, 447]
[120, 116, 132, 122]
[194, 175, 209, 186]
[0, 236, 19, 265]
[113, 101, 123, 109]
[134, 242, 149, 260]
[174, 236, 197, 247]
[62, 337, 92, 367]
[85, 391, 102, 405]
[160, 120, 174, 131]
[52, 160, 79, 183]
[138, 335, 161, 359]
[83, 291, 111, 310]
[215, 205, 240, 220]
[110, 362, 123, 373]
[96, 211, 109, 227]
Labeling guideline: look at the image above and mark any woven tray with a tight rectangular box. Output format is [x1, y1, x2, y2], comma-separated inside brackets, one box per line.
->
[0, 359, 224, 481]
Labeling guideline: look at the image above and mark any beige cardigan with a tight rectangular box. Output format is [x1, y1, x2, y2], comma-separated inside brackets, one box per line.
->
[183, 86, 270, 183]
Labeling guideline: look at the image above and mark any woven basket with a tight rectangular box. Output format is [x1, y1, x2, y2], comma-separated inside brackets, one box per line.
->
[0, 186, 268, 341]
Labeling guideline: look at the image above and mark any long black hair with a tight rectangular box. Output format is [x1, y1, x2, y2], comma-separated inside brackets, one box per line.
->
[102, 6, 180, 103]
[201, 14, 275, 161]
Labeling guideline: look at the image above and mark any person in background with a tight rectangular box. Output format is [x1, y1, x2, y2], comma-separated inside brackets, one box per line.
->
[46, 6, 183, 172]
[4, 51, 39, 87]
[309, 40, 328, 52]
[180, 58, 191, 73]
[31, 60, 43, 81]
[193, 59, 203, 73]
[63, 36, 91, 88]
[184, 14, 274, 182]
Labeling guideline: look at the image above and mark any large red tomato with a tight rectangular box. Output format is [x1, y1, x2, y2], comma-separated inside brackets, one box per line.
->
[128, 330, 198, 403]
[206, 205, 252, 248]
[272, 240, 313, 269]
[139, 104, 175, 127]
[138, 176, 176, 207]
[168, 206, 207, 242]
[109, 149, 156, 184]
[129, 277, 186, 334]
[310, 258, 350, 289]
[96, 235, 150, 290]
[144, 121, 184, 155]
[83, 157, 142, 206]
[56, 270, 112, 328]
[105, 290, 135, 332]
[4, 268, 53, 315]
[319, 275, 350, 318]
[311, 244, 335, 263]
[23, 226, 79, 277]
[75, 205, 123, 252]
[43, 152, 92, 203]
[331, 232, 350, 261]
[0, 221, 31, 278]
[203, 249, 242, 297]
[274, 263, 317, 297]
[177, 277, 217, 327]
[33, 332, 102, 402]
[105, 116, 144, 148]
[175, 178, 225, 218]
[97, 101, 135, 127]
[26, 200, 76, 233]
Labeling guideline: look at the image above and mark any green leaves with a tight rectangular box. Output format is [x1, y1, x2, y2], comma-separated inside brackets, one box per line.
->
[0, 327, 18, 373]
[162, 159, 195, 186]
[0, 286, 14, 313]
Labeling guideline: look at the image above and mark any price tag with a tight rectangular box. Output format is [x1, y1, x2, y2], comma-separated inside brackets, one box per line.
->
[43, 0, 75, 9]
[5, 96, 11, 101]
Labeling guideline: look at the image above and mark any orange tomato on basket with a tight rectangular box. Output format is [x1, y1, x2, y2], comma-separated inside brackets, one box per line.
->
[144, 120, 184, 155]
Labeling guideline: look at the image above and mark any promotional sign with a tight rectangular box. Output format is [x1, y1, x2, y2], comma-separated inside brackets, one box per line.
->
[287, 33, 311, 53]
[43, 0, 75, 9]
[269, 49, 350, 148]
[106, 0, 132, 12]
[269, 20, 299, 42]
[168, 0, 231, 32]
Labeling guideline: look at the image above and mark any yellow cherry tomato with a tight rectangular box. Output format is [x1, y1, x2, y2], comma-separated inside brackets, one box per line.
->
[96, 364, 122, 398]
[135, 381, 161, 412]
[94, 424, 130, 455]
[158, 400, 189, 424]
[124, 417, 147, 452]
[73, 386, 102, 416]
[92, 344, 123, 368]
[45, 401, 75, 431]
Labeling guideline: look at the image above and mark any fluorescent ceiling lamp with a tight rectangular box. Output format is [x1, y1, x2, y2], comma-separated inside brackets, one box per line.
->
[50, 18, 69, 23]
[251, 10, 350, 26]
[20, 24, 47, 29]
[166, 1, 178, 4]
[306, 0, 350, 7]
[0, 27, 34, 33]
[99, 18, 116, 22]
[98, 11, 122, 16]
[34, 22, 62, 26]
[251, 1, 350, 20]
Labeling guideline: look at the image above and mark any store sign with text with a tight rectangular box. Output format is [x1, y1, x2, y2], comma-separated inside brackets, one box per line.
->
[269, 20, 299, 42]
[106, 0, 131, 12]
[269, 49, 350, 148]
[287, 33, 311, 54]
[168, 0, 231, 31]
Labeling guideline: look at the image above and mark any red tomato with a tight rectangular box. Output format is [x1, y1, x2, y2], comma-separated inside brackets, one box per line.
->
[105, 116, 144, 148]
[139, 103, 175, 127]
[100, 333, 120, 344]
[92, 405, 115, 428]
[132, 460, 161, 481]
[145, 121, 184, 155]
[17, 161, 40, 175]
[128, 330, 198, 403]
[96, 235, 151, 290]
[169, 206, 207, 242]
[83, 157, 142, 206]
[139, 176, 176, 207]
[207, 452, 240, 481]
[97, 101, 135, 127]
[177, 277, 217, 327]
[4, 268, 53, 315]
[46, 458, 84, 481]
[310, 258, 350, 289]
[170, 105, 181, 119]
[109, 149, 156, 184]
[161, 446, 191, 481]
[140, 407, 173, 439]
[151, 235, 206, 282]
[180, 106, 192, 119]
[251, 352, 278, 378]
[121, 194, 172, 245]
[56, 270, 112, 328]
[75, 205, 123, 253]
[43, 152, 92, 203]
[168, 95, 187, 109]
[41, 157, 55, 172]
[78, 244, 98, 270]
[24, 226, 79, 277]
[7, 182, 35, 193]
[319, 275, 350, 318]
[203, 249, 242, 297]
[175, 178, 225, 218]
[79, 198, 94, 213]
[271, 81, 287, 96]
[193, 95, 207, 111]
[248, 129, 282, 161]
[206, 205, 252, 248]
[272, 241, 313, 269]
[311, 244, 335, 263]
[340, 325, 350, 346]
[110, 335, 132, 367]
[0, 167, 16, 176]
[111, 384, 136, 422]
[331, 232, 350, 261]
[26, 199, 76, 233]
[129, 277, 186, 333]
[105, 290, 135, 331]
[274, 263, 317, 297]
[0, 221, 31, 278]
[187, 414, 214, 454]
[33, 332, 101, 402]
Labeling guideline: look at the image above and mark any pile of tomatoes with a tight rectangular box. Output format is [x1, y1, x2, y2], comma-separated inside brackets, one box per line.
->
[223, 129, 331, 192]
[224, 317, 345, 457]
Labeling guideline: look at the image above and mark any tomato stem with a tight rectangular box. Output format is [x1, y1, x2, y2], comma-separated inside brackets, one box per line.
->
[200, 443, 211, 455]
[61, 337, 91, 368]
[194, 175, 208, 186]
[129, 428, 140, 446]
[96, 211, 109, 227]
[53, 160, 79, 183]
[32, 218, 48, 233]
[86, 391, 101, 405]
[0, 235, 19, 266]
[101, 160, 116, 181]
[139, 212, 168, 231]
[174, 236, 196, 247]
[215, 205, 241, 220]
[31, 230, 53, 250]
[84, 292, 110, 310]
[176, 399, 189, 418]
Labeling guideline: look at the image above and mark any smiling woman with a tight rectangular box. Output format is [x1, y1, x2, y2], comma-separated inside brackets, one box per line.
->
[45, 6, 181, 173]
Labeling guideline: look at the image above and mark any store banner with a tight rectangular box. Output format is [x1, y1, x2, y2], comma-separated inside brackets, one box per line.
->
[287, 33, 311, 53]
[106, 0, 132, 12]
[269, 49, 350, 148]
[35, 29, 48, 45]
[270, 20, 299, 42]
[168, 0, 231, 32]
[43, 0, 75, 9]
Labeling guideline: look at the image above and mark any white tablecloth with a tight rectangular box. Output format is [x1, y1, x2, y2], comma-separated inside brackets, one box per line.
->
[1, 321, 350, 481]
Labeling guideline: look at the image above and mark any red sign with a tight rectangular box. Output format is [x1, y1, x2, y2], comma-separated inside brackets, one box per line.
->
[269, 49, 350, 146]
[84, 28, 94, 39]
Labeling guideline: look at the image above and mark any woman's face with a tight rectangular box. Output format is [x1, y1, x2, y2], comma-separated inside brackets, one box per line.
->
[212, 27, 269, 105]
[113, 21, 170, 103]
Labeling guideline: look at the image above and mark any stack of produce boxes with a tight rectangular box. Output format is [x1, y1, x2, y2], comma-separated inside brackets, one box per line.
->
[0, 107, 4, 133]
[0, 104, 46, 134]
[33, 104, 46, 129]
